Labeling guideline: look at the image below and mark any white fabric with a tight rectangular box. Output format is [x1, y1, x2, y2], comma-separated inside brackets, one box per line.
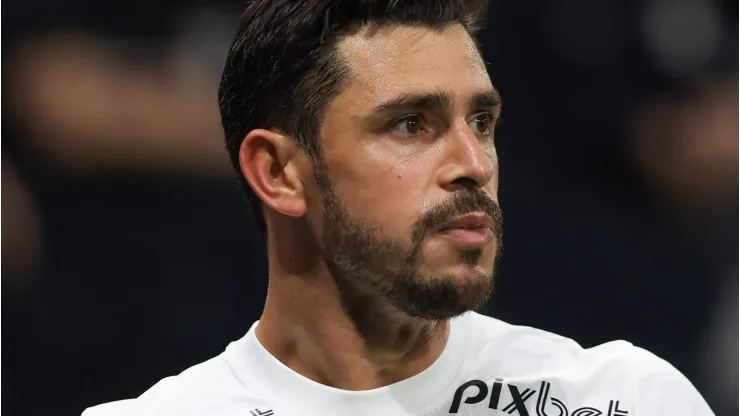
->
[82, 312, 715, 416]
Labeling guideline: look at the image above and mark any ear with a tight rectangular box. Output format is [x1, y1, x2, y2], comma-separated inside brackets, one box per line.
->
[238, 129, 307, 218]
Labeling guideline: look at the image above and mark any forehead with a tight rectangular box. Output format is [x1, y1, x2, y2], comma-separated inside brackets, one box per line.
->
[334, 24, 491, 113]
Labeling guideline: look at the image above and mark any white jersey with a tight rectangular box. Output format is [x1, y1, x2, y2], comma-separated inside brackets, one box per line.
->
[82, 312, 714, 416]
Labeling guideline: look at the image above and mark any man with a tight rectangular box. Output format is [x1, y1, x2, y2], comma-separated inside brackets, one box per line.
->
[83, 1, 715, 415]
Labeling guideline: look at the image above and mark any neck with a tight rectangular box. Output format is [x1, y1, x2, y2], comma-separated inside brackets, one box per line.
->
[255, 225, 449, 391]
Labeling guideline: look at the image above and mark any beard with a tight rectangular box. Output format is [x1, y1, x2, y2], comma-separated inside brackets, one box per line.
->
[317, 172, 503, 321]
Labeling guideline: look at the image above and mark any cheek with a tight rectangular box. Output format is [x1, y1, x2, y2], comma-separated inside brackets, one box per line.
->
[336, 166, 428, 236]
[301, 181, 327, 235]
[324, 136, 439, 232]
[486, 147, 500, 195]
[361, 171, 421, 215]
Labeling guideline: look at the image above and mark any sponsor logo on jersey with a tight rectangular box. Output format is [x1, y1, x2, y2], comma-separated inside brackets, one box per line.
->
[449, 380, 628, 415]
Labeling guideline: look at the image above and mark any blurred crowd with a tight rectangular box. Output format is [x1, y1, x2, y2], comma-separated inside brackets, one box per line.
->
[2, 0, 737, 415]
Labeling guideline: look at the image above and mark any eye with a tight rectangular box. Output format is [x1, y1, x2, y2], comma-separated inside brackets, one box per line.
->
[391, 115, 424, 136]
[468, 113, 494, 136]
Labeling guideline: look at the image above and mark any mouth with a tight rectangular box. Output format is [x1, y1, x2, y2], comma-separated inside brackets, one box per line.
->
[433, 213, 494, 247]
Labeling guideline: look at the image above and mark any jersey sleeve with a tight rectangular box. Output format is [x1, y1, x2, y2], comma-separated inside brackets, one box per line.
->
[631, 347, 715, 416]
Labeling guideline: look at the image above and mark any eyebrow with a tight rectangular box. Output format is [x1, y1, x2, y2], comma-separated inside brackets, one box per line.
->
[373, 91, 452, 115]
[371, 88, 502, 118]
[471, 89, 502, 110]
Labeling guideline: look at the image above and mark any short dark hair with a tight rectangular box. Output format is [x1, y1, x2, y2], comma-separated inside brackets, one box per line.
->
[218, 0, 489, 235]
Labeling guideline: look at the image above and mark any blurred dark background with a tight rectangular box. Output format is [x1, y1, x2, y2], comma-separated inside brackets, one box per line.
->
[2, 0, 737, 415]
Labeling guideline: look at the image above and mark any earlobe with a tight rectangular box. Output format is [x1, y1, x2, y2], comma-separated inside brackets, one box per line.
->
[238, 129, 307, 218]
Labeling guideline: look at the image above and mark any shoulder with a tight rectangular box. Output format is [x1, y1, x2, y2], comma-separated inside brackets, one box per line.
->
[625, 346, 715, 414]
[81, 352, 269, 416]
[465, 311, 634, 364]
[464, 313, 714, 414]
[466, 312, 682, 374]
[460, 312, 640, 388]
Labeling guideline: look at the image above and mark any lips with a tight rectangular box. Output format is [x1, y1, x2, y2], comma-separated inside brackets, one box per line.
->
[435, 212, 494, 232]
[433, 213, 495, 247]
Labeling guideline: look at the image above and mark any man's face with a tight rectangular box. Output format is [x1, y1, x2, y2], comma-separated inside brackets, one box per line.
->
[310, 24, 502, 320]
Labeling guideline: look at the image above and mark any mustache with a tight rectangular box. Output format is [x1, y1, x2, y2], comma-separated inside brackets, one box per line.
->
[415, 190, 503, 238]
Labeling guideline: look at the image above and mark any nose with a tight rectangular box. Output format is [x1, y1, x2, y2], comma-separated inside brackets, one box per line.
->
[437, 123, 496, 191]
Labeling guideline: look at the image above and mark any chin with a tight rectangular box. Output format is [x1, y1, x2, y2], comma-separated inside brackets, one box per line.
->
[426, 263, 493, 293]
[431, 254, 495, 279]
[388, 260, 494, 320]
[424, 237, 497, 267]
[404, 271, 493, 320]
[451, 264, 493, 287]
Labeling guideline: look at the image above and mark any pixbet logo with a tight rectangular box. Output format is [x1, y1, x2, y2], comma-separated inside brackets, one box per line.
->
[449, 380, 628, 416]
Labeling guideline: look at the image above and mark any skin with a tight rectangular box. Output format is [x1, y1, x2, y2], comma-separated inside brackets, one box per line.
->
[238, 24, 501, 390]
